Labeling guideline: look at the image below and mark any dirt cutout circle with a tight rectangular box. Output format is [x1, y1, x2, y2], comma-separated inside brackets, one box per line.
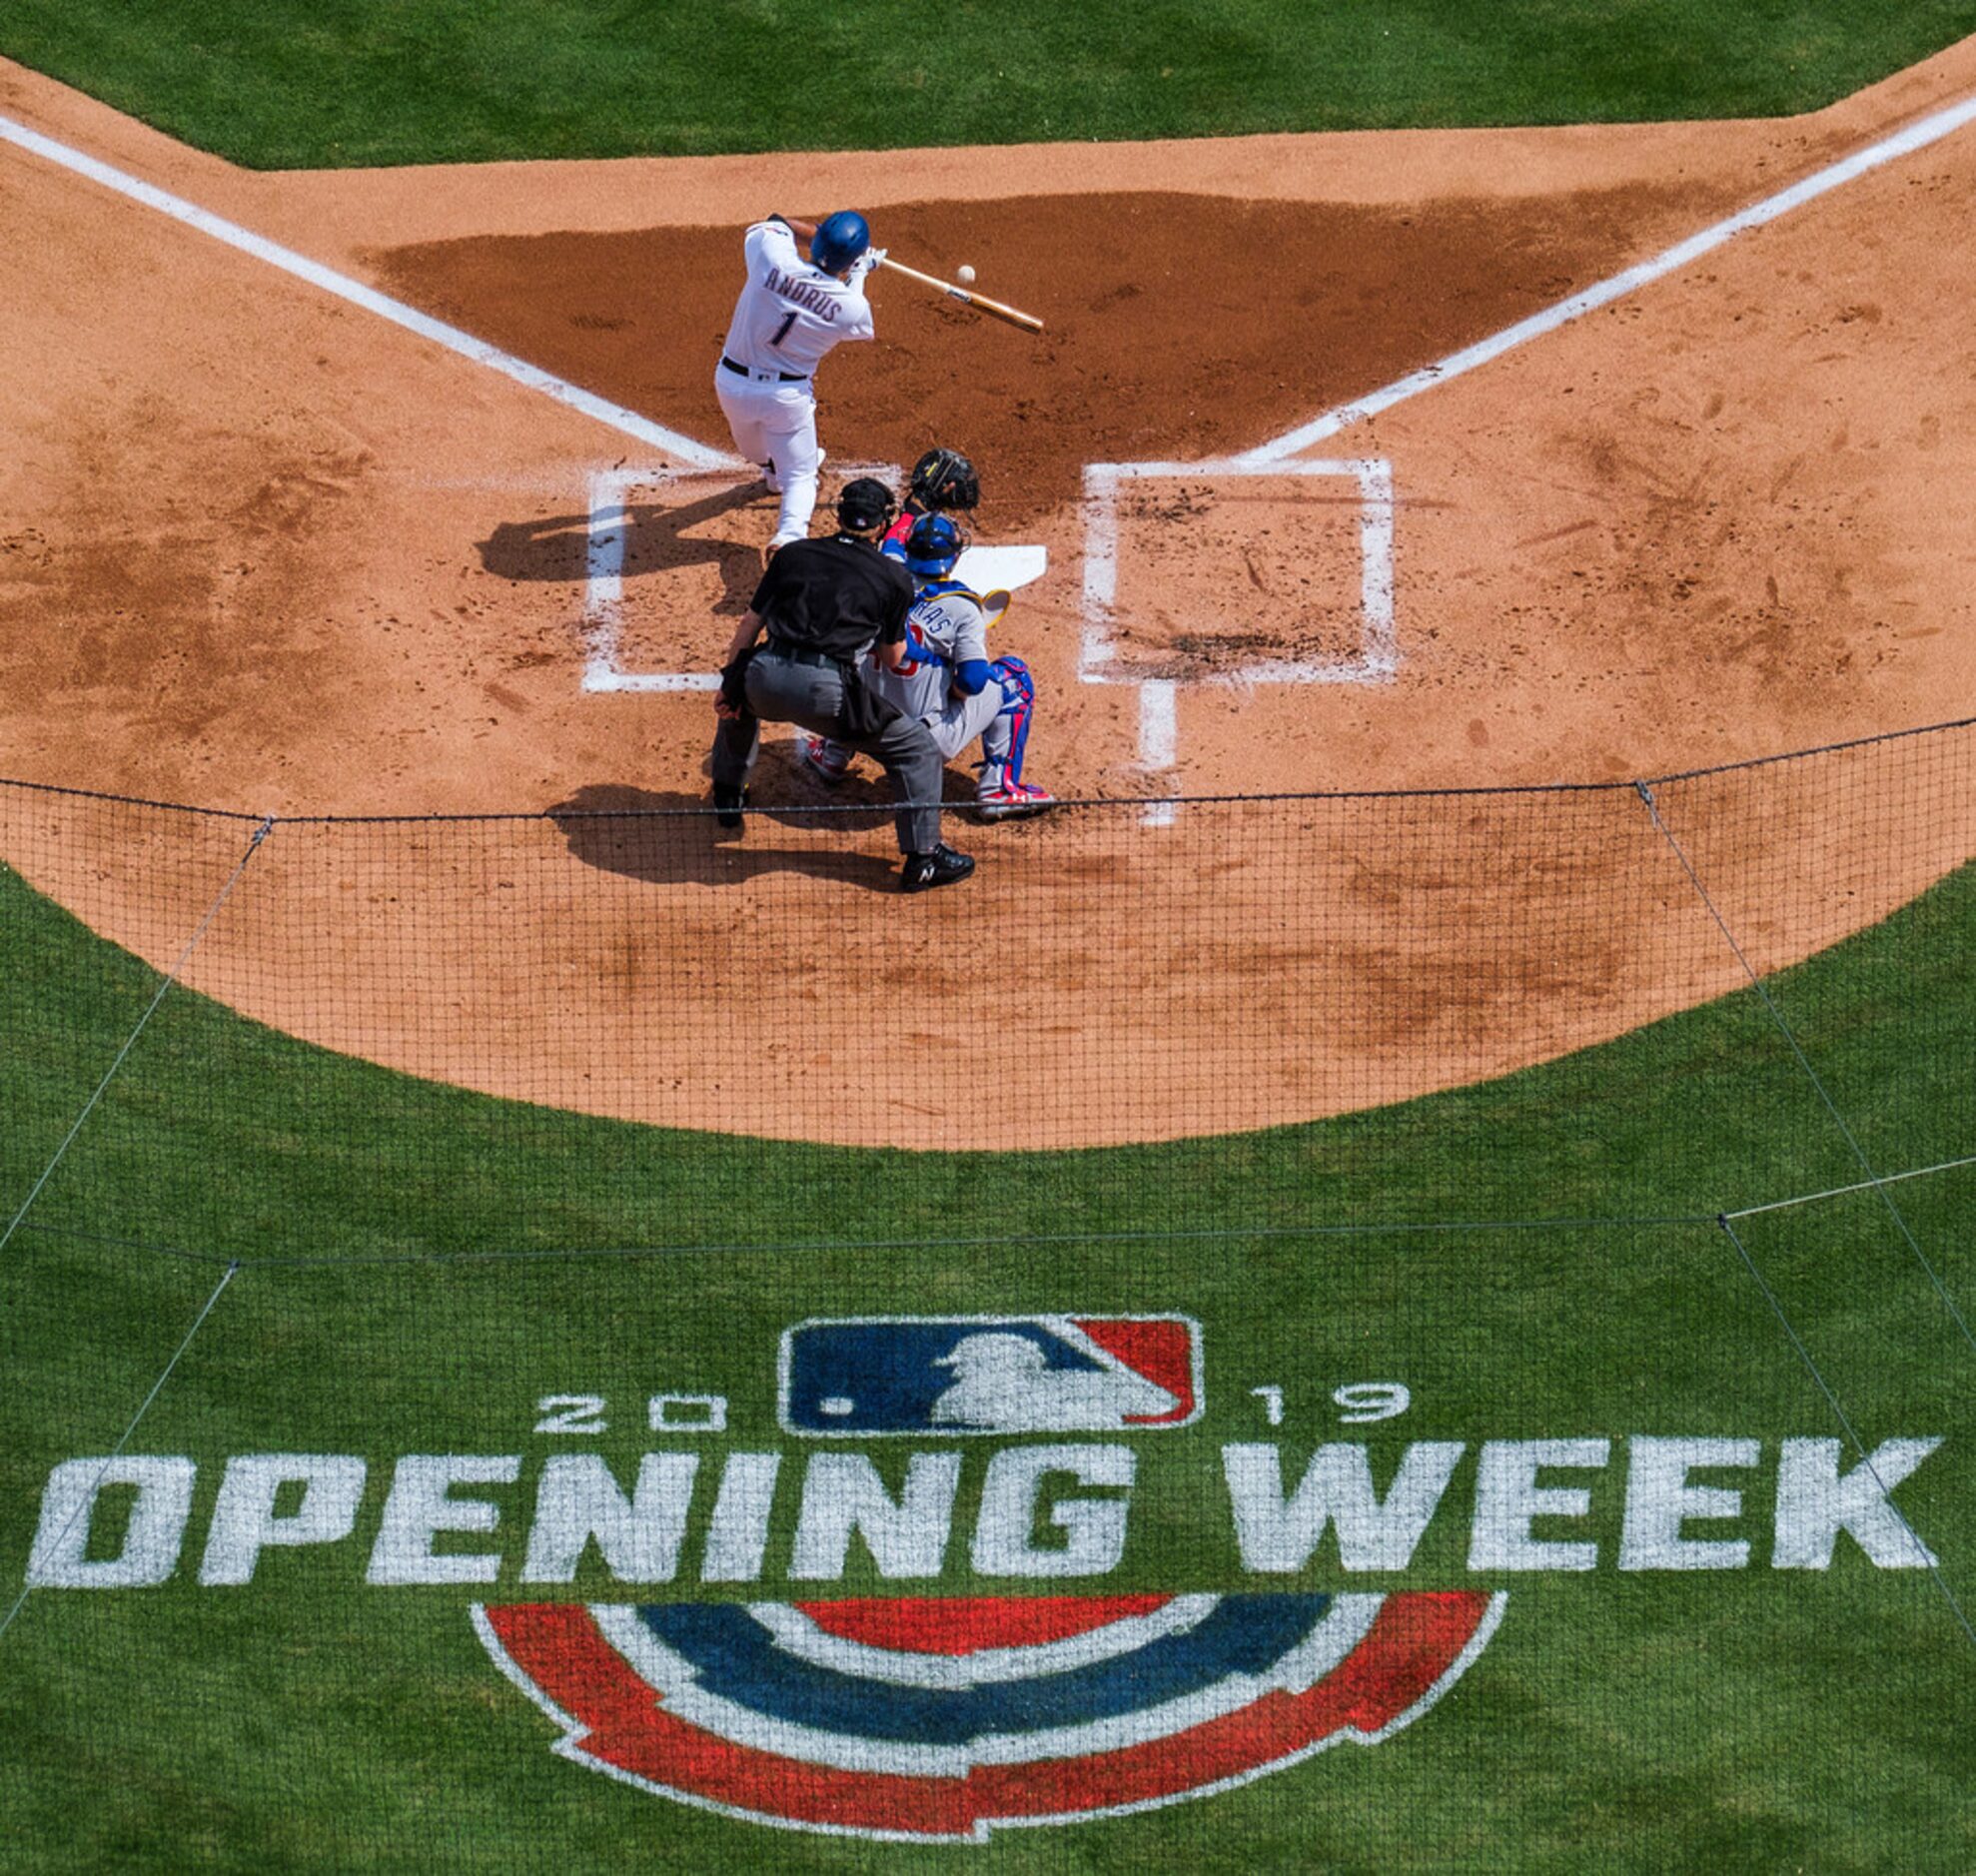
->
[1, 48, 1974, 1146]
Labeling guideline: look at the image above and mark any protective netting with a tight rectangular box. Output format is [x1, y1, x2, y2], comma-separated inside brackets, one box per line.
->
[2, 721, 1972, 1867]
[3, 719, 1973, 1261]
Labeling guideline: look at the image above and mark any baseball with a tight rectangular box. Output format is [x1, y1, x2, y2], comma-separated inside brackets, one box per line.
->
[956, 264, 976, 285]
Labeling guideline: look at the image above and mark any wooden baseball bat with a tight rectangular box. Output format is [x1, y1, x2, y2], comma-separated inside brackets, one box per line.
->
[875, 255, 1045, 334]
[779, 215, 1044, 334]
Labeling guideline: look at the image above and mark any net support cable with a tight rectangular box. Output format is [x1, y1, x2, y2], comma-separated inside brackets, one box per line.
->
[13, 1208, 1723, 1270]
[1722, 1151, 1976, 1221]
[1636, 781, 1976, 1358]
[1717, 1215, 1975, 1651]
[3, 711, 1970, 826]
[10, 1163, 1974, 1273]
[0, 816, 275, 1260]
[0, 1260, 241, 1648]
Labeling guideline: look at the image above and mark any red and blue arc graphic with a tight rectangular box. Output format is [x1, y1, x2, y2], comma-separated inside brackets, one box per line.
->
[476, 1590, 1505, 1841]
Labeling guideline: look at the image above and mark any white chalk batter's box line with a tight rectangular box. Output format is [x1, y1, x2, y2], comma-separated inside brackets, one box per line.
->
[1080, 458, 1397, 689]
[1084, 458, 1395, 826]
[588, 466, 748, 694]
[582, 465, 894, 696]
[581, 466, 1050, 698]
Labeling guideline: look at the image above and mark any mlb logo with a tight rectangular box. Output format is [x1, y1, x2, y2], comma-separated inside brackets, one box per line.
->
[778, 1315, 1203, 1436]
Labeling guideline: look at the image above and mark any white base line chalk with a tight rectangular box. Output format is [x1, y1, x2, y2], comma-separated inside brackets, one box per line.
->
[0, 112, 735, 469]
[1242, 87, 1976, 461]
[1139, 682, 1178, 827]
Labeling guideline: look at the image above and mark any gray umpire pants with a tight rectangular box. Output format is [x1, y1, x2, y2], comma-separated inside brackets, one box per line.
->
[711, 648, 944, 854]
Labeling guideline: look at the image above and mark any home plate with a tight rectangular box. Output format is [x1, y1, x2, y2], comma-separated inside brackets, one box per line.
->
[956, 544, 1047, 592]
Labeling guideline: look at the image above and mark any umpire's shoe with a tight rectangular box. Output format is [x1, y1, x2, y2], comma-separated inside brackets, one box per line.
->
[900, 844, 975, 893]
[713, 784, 747, 830]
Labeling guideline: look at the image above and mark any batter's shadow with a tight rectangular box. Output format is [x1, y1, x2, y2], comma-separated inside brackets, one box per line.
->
[480, 480, 768, 615]
[548, 779, 903, 893]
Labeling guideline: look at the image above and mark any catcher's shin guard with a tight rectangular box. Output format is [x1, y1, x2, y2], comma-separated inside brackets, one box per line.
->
[985, 657, 1035, 782]
[976, 657, 1050, 816]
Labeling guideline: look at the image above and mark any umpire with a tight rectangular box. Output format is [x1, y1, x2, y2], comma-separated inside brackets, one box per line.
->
[710, 477, 974, 892]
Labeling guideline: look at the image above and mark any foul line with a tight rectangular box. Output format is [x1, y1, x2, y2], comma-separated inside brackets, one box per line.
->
[1243, 87, 1976, 460]
[0, 112, 733, 469]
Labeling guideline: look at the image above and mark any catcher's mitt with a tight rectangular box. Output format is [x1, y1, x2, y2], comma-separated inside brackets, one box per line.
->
[907, 447, 980, 513]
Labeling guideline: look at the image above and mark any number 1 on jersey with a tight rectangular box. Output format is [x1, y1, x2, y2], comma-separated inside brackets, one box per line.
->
[770, 310, 798, 350]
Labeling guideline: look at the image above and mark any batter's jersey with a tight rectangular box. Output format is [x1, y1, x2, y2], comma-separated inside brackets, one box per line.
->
[869, 580, 990, 721]
[720, 219, 875, 377]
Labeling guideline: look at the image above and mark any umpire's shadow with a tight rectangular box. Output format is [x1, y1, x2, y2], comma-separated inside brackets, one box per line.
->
[548, 779, 901, 893]
[480, 480, 766, 615]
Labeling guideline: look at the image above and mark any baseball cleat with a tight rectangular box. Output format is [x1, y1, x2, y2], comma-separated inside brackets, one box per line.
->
[900, 844, 975, 893]
[796, 736, 850, 784]
[977, 780, 1055, 820]
[712, 784, 747, 830]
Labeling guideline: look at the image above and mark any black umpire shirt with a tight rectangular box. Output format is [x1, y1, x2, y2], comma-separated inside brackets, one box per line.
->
[750, 533, 913, 660]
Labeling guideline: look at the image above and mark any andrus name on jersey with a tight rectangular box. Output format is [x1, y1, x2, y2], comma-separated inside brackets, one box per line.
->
[763, 266, 839, 322]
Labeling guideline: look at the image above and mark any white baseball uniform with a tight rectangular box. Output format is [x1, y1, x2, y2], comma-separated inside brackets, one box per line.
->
[714, 219, 876, 549]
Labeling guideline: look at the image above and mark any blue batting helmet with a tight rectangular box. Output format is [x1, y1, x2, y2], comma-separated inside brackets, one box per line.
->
[905, 511, 968, 578]
[808, 211, 870, 274]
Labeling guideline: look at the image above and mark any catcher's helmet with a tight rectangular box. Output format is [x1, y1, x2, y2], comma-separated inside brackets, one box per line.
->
[808, 211, 870, 275]
[905, 511, 968, 578]
[836, 476, 897, 532]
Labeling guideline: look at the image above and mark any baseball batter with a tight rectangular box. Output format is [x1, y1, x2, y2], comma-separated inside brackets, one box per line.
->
[714, 211, 884, 551]
[801, 509, 1054, 818]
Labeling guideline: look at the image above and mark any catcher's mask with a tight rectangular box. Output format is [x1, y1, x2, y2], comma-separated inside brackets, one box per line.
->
[905, 511, 969, 578]
[808, 210, 870, 275]
[909, 447, 980, 512]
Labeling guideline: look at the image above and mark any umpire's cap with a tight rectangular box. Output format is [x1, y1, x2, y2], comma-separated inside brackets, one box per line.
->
[836, 477, 897, 532]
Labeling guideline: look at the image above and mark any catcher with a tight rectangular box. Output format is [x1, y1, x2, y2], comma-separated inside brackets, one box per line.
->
[799, 450, 1054, 819]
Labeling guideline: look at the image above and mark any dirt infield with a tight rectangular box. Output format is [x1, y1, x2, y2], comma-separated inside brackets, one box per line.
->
[369, 184, 1741, 533]
[3, 46, 1975, 1147]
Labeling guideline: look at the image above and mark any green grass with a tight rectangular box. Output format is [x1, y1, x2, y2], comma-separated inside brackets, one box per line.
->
[5, 2, 1976, 167]
[0, 854, 1972, 1867]
[6, 815, 1975, 1268]
[6, 2, 1973, 1857]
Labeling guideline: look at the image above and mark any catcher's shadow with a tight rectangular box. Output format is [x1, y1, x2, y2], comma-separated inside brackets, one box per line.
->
[548, 781, 902, 893]
[480, 480, 767, 615]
